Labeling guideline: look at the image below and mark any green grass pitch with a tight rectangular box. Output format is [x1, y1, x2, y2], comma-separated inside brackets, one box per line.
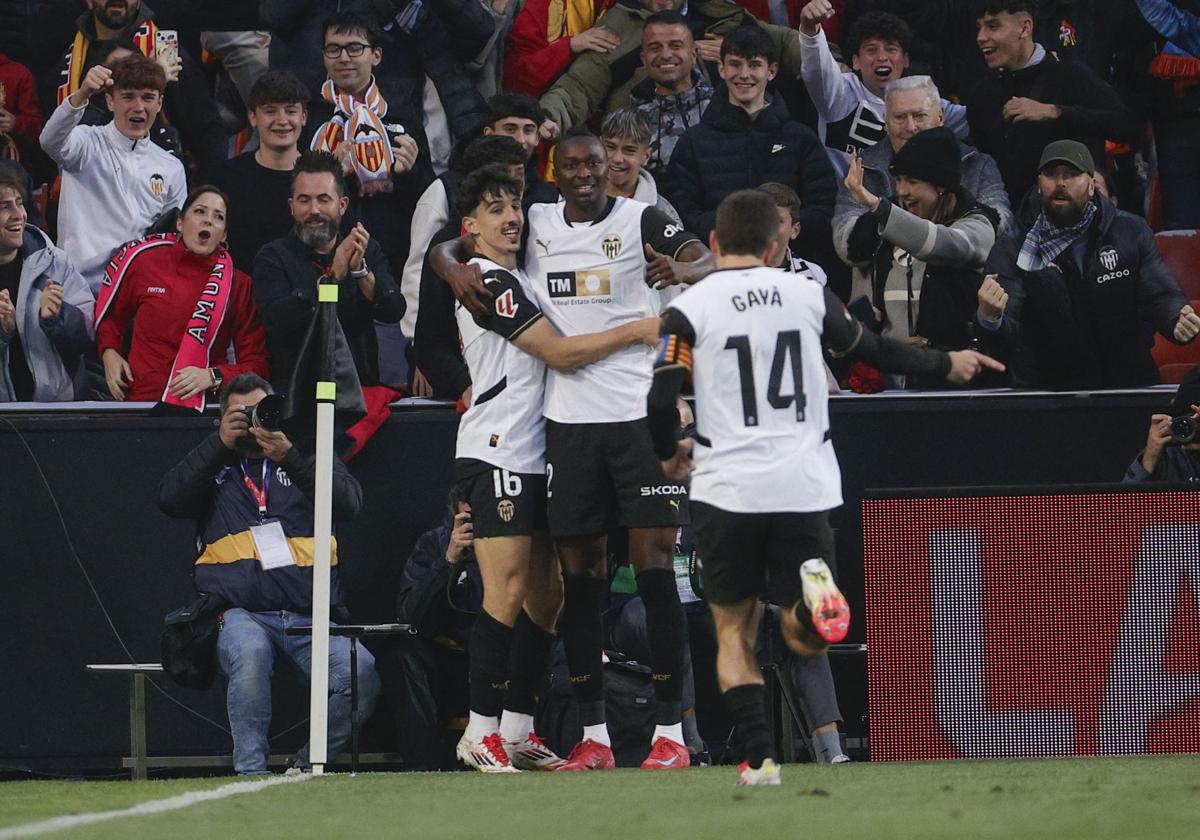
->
[2, 757, 1198, 839]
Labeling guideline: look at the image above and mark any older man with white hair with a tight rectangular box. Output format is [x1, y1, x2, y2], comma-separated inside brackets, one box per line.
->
[832, 75, 1011, 301]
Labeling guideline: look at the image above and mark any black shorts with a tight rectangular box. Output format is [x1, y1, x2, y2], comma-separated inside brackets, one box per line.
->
[691, 502, 834, 607]
[545, 419, 688, 537]
[455, 458, 548, 538]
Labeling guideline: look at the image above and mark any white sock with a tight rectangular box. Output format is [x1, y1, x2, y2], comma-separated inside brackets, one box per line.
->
[582, 723, 611, 747]
[465, 712, 499, 742]
[499, 711, 535, 743]
[653, 723, 684, 745]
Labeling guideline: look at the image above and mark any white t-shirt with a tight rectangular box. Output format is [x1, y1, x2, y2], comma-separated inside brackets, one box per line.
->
[525, 196, 698, 424]
[454, 257, 548, 474]
[666, 265, 843, 513]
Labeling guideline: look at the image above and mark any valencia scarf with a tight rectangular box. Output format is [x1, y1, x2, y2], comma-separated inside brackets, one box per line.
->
[310, 76, 396, 196]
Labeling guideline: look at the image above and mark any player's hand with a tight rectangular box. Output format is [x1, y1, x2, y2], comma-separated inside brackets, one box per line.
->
[539, 118, 561, 142]
[219, 400, 251, 450]
[1141, 413, 1174, 474]
[250, 426, 294, 461]
[645, 243, 684, 289]
[0, 288, 16, 335]
[570, 25, 621, 55]
[446, 508, 474, 563]
[390, 134, 419, 176]
[38, 280, 64, 321]
[1002, 97, 1060, 123]
[444, 260, 492, 316]
[799, 0, 835, 36]
[844, 152, 880, 211]
[410, 366, 434, 397]
[695, 34, 723, 63]
[945, 349, 1005, 385]
[660, 437, 694, 481]
[101, 348, 134, 399]
[977, 274, 1007, 321]
[169, 365, 215, 399]
[628, 317, 663, 348]
[1173, 304, 1200, 343]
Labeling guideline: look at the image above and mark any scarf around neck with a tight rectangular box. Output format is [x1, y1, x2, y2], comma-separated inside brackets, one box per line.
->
[1017, 200, 1097, 272]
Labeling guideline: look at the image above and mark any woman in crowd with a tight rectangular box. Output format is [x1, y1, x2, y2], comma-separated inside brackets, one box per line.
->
[95, 186, 269, 409]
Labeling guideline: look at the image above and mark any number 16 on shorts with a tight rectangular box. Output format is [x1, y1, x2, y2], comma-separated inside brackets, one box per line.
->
[493, 469, 524, 498]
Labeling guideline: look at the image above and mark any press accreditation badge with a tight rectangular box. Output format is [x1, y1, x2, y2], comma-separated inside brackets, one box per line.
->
[250, 520, 295, 570]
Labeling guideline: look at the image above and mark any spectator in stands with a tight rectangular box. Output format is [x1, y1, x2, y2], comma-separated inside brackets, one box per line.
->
[50, 0, 228, 178]
[95, 186, 269, 408]
[627, 11, 713, 190]
[666, 26, 837, 267]
[212, 70, 310, 272]
[402, 93, 555, 353]
[966, 0, 1140, 206]
[504, 0, 619, 97]
[0, 159, 45, 230]
[254, 151, 404, 393]
[537, 0, 803, 137]
[40, 57, 185, 294]
[0, 169, 94, 402]
[1123, 370, 1200, 483]
[797, 3, 968, 176]
[979, 140, 1200, 390]
[756, 182, 829, 281]
[0, 50, 44, 165]
[601, 107, 681, 223]
[842, 127, 1000, 385]
[157, 372, 379, 775]
[833, 76, 1010, 297]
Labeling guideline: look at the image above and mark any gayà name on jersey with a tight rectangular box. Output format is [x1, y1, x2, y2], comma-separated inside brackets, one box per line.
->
[731, 285, 783, 312]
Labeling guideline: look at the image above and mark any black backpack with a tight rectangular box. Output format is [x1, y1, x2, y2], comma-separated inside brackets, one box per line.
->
[160, 593, 228, 690]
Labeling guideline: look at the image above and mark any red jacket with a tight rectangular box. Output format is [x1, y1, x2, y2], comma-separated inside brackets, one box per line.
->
[504, 0, 615, 97]
[0, 52, 44, 157]
[96, 239, 270, 401]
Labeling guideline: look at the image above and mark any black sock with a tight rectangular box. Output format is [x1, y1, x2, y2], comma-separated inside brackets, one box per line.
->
[793, 598, 818, 636]
[503, 610, 555, 715]
[468, 609, 514, 718]
[724, 683, 774, 769]
[560, 574, 607, 724]
[636, 568, 685, 725]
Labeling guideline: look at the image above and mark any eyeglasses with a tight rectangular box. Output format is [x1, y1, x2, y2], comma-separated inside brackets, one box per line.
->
[323, 42, 372, 58]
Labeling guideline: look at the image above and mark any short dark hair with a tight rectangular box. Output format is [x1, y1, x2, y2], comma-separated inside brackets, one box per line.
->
[644, 10, 689, 30]
[756, 182, 801, 225]
[554, 126, 603, 164]
[714, 190, 779, 257]
[846, 11, 913, 56]
[485, 92, 544, 128]
[246, 69, 310, 111]
[458, 164, 525, 219]
[973, 0, 1038, 18]
[0, 168, 27, 204]
[292, 150, 346, 197]
[181, 184, 230, 215]
[462, 135, 526, 173]
[108, 54, 166, 94]
[220, 373, 273, 412]
[322, 11, 384, 49]
[719, 24, 775, 63]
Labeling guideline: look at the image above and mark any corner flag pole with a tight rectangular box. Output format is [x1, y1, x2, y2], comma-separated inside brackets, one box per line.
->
[308, 281, 339, 776]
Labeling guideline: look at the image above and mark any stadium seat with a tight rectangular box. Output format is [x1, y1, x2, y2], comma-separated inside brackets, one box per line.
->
[1153, 298, 1200, 383]
[1156, 230, 1200, 300]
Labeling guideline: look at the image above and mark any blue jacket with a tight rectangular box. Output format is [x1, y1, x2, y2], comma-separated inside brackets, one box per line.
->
[1138, 0, 1200, 56]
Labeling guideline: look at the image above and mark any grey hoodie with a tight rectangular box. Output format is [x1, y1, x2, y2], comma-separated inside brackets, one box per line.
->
[0, 226, 95, 402]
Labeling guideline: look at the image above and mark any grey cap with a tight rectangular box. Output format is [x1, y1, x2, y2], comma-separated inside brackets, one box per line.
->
[1038, 140, 1095, 174]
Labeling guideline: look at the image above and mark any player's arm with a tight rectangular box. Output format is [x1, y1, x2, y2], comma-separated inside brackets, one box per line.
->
[515, 317, 660, 373]
[642, 207, 714, 289]
[428, 234, 492, 316]
[819, 286, 1005, 385]
[647, 308, 695, 480]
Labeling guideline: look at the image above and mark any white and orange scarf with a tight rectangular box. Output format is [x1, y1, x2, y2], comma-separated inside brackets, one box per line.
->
[310, 76, 395, 197]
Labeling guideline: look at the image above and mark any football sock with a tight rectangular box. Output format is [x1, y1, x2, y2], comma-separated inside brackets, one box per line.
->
[582, 723, 612, 747]
[793, 598, 819, 636]
[503, 610, 555, 717]
[635, 568, 685, 725]
[724, 683, 774, 769]
[499, 711, 535, 743]
[560, 574, 607, 717]
[465, 712, 499, 742]
[653, 722, 684, 745]
[468, 609, 513, 724]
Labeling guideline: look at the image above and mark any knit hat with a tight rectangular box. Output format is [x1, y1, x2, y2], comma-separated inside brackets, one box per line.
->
[889, 127, 962, 192]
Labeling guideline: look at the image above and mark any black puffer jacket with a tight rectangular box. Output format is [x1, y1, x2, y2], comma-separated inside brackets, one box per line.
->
[982, 193, 1189, 390]
[665, 93, 837, 264]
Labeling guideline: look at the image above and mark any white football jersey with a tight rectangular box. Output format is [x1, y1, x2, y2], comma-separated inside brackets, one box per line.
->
[454, 257, 547, 474]
[526, 196, 697, 423]
[667, 265, 843, 513]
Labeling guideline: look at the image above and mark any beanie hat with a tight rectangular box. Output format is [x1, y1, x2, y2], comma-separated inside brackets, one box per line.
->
[889, 126, 962, 192]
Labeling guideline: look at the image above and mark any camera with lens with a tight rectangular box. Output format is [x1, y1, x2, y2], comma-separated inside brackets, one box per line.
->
[241, 394, 286, 432]
[1169, 414, 1199, 445]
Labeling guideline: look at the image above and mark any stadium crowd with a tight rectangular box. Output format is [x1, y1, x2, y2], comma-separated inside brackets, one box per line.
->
[6, 0, 1200, 781]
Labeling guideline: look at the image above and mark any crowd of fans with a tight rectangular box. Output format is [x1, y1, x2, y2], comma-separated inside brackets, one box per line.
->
[2, 0, 1200, 406]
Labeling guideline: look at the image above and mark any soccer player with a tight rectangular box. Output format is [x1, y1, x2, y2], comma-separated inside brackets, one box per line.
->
[451, 164, 662, 772]
[433, 127, 714, 771]
[647, 190, 1003, 785]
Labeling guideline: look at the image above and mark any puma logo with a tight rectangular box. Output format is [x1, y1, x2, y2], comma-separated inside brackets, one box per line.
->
[536, 238, 552, 254]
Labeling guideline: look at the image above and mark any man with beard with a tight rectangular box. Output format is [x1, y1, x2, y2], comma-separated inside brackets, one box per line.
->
[252, 150, 404, 392]
[976, 140, 1200, 390]
[158, 373, 380, 774]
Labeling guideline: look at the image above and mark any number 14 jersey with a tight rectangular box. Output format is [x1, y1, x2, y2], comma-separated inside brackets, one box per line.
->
[666, 265, 842, 514]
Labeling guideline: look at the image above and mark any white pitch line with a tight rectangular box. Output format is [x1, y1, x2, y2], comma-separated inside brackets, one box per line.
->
[0, 773, 312, 839]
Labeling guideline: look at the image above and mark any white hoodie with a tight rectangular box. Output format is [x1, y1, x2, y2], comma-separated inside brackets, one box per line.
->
[40, 99, 186, 293]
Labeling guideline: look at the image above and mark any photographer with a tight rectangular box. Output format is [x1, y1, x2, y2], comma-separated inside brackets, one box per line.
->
[157, 374, 380, 774]
[1123, 373, 1200, 484]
